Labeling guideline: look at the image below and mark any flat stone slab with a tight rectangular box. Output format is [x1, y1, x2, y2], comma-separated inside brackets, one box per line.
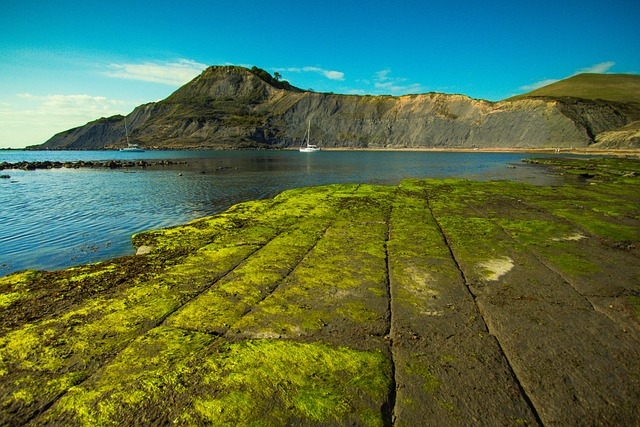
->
[1, 158, 639, 426]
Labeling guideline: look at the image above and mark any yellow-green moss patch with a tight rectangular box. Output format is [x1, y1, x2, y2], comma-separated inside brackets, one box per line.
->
[43, 326, 215, 426]
[184, 340, 392, 425]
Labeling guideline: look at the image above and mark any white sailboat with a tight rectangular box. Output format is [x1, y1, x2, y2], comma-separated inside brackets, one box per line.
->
[299, 120, 320, 152]
[120, 117, 144, 152]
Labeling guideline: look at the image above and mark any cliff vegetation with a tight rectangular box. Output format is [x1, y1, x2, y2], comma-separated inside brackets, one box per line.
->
[31, 67, 640, 150]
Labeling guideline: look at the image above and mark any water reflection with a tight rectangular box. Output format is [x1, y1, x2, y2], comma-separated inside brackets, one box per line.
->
[1, 150, 567, 275]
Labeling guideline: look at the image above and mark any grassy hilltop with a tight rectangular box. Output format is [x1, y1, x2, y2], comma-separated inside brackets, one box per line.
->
[1, 157, 639, 425]
[508, 74, 640, 148]
[508, 73, 640, 104]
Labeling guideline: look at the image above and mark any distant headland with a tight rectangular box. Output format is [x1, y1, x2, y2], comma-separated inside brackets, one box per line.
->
[29, 66, 640, 151]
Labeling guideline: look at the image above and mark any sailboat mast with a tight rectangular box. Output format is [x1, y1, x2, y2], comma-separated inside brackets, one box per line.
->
[124, 116, 130, 145]
[306, 120, 311, 146]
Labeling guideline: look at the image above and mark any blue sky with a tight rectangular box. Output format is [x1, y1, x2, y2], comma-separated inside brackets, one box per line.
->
[1, 0, 638, 148]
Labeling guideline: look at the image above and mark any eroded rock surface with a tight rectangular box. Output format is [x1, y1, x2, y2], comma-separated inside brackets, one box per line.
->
[1, 158, 639, 426]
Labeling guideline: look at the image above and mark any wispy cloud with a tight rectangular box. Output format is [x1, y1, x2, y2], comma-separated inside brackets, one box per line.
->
[273, 66, 345, 81]
[105, 59, 207, 85]
[304, 67, 345, 81]
[519, 61, 616, 92]
[576, 61, 615, 74]
[519, 78, 561, 91]
[346, 89, 368, 95]
[0, 93, 137, 147]
[372, 69, 422, 95]
[16, 93, 132, 115]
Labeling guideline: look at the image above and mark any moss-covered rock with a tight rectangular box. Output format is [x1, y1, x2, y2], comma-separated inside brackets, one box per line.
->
[1, 157, 639, 425]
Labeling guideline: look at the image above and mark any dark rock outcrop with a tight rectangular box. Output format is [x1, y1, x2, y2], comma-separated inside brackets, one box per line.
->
[0, 160, 187, 171]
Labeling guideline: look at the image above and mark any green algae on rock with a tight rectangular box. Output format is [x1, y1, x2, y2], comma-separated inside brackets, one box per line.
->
[0, 157, 639, 426]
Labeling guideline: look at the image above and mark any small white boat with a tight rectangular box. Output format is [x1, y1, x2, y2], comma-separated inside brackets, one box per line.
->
[299, 120, 320, 152]
[119, 117, 145, 152]
[120, 143, 144, 152]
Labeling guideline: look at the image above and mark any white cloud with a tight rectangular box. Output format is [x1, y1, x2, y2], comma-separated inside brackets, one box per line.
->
[519, 79, 560, 91]
[0, 93, 137, 148]
[372, 69, 422, 95]
[577, 61, 615, 74]
[16, 93, 131, 114]
[323, 70, 345, 81]
[274, 66, 345, 81]
[105, 59, 207, 85]
[375, 70, 392, 81]
[347, 89, 367, 95]
[519, 61, 616, 92]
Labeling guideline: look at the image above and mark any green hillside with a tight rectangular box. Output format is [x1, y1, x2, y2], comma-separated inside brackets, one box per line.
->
[509, 73, 640, 103]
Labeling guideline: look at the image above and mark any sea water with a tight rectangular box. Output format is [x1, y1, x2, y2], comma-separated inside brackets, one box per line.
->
[0, 150, 565, 276]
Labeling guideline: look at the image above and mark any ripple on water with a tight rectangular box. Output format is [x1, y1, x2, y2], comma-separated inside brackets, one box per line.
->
[0, 151, 569, 276]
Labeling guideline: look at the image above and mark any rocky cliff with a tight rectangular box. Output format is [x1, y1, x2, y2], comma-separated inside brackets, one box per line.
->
[32, 66, 640, 150]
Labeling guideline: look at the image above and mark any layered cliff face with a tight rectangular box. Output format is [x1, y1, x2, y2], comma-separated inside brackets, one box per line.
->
[34, 66, 640, 150]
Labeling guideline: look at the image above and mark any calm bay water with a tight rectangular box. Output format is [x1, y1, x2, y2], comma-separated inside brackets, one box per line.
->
[1, 150, 564, 276]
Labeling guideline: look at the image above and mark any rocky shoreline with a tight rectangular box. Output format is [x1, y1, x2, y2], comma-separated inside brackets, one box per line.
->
[0, 159, 188, 171]
[0, 157, 638, 425]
